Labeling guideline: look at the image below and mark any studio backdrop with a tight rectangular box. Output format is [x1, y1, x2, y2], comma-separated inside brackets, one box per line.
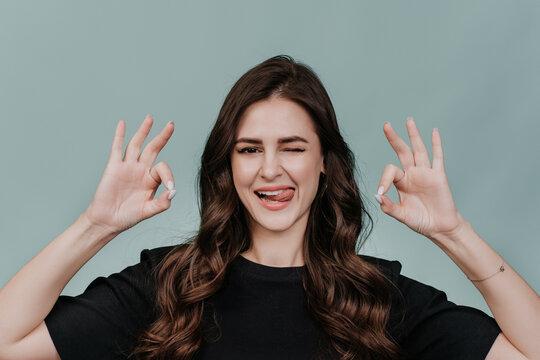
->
[1, 0, 539, 315]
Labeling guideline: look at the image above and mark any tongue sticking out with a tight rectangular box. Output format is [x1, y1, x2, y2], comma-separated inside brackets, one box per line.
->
[265, 189, 294, 202]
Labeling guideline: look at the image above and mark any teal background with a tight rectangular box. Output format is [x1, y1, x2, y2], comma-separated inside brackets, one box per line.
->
[1, 1, 539, 316]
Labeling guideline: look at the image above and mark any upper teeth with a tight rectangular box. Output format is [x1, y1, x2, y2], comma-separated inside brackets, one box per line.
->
[257, 189, 287, 195]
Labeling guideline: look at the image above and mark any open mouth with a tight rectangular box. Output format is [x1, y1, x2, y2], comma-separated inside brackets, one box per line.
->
[254, 188, 295, 203]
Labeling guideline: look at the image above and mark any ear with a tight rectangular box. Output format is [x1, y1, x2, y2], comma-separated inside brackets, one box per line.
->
[321, 158, 326, 174]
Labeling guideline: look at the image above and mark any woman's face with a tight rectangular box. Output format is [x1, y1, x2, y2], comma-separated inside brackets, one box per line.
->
[231, 97, 325, 235]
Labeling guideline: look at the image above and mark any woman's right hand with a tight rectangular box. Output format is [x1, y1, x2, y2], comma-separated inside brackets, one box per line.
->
[83, 114, 176, 236]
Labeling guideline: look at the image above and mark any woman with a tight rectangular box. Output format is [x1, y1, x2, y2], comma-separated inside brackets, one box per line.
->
[0, 55, 538, 360]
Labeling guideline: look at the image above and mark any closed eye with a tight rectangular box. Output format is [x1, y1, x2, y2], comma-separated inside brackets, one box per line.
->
[285, 148, 305, 152]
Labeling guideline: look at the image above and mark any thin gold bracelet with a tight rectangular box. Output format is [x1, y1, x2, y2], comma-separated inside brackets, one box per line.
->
[468, 257, 505, 282]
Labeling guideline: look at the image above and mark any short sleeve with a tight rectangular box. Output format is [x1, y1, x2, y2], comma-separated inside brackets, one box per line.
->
[44, 245, 176, 360]
[374, 258, 502, 360]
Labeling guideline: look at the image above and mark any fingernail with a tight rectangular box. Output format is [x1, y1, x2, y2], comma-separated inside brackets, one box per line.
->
[168, 189, 177, 200]
[374, 194, 383, 205]
[434, 128, 438, 132]
[168, 121, 174, 126]
[384, 121, 391, 127]
[166, 181, 175, 190]
[377, 186, 384, 195]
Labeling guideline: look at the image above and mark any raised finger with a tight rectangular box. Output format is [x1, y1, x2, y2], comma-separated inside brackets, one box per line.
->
[138, 121, 175, 166]
[432, 127, 445, 171]
[124, 114, 154, 161]
[405, 117, 431, 168]
[383, 122, 415, 170]
[109, 119, 126, 162]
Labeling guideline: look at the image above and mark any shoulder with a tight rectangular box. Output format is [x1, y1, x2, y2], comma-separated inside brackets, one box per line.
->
[356, 255, 501, 359]
[139, 243, 190, 270]
[356, 253, 451, 307]
[43, 245, 192, 359]
[357, 253, 403, 283]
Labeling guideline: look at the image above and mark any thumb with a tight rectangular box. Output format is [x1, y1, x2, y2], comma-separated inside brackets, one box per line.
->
[375, 193, 405, 223]
[142, 188, 176, 219]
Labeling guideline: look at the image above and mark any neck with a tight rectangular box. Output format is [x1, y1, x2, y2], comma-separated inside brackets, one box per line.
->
[241, 213, 308, 267]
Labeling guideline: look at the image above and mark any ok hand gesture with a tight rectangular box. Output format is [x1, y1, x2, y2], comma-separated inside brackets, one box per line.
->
[83, 115, 176, 236]
[375, 117, 465, 242]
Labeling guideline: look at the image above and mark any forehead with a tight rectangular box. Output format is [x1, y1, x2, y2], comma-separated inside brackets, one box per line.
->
[235, 97, 318, 139]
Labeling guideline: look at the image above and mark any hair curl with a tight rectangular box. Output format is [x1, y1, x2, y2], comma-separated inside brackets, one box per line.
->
[129, 55, 402, 359]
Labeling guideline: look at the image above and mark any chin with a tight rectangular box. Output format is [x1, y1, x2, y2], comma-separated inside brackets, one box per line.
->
[263, 223, 295, 233]
[256, 217, 295, 232]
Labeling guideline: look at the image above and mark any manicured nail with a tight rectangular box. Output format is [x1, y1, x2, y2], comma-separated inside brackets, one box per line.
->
[374, 194, 383, 205]
[377, 186, 384, 195]
[168, 189, 177, 200]
[166, 181, 175, 190]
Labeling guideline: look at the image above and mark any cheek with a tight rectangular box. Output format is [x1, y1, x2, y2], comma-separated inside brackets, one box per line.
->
[287, 157, 323, 189]
[231, 158, 257, 190]
[289, 160, 320, 202]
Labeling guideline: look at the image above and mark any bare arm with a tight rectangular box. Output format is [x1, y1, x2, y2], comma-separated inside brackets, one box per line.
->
[0, 115, 176, 359]
[434, 216, 540, 359]
[375, 118, 539, 359]
[434, 215, 539, 359]
[0, 214, 116, 359]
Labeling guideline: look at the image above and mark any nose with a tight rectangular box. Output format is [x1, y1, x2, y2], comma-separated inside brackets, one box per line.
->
[259, 151, 283, 179]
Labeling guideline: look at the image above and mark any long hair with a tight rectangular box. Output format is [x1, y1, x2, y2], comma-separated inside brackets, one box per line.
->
[129, 55, 401, 359]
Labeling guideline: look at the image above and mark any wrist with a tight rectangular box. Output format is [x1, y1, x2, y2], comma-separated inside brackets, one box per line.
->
[77, 211, 119, 242]
[429, 212, 471, 248]
[428, 216, 503, 282]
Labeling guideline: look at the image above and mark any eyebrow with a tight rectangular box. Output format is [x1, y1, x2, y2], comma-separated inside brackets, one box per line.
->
[234, 136, 309, 145]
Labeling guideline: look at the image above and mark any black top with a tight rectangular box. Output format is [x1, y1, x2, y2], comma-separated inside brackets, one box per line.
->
[44, 245, 501, 359]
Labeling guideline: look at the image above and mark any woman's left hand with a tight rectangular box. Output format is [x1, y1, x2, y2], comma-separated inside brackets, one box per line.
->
[375, 117, 466, 242]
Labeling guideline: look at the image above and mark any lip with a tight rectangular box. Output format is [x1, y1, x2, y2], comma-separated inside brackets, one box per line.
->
[255, 192, 294, 211]
[254, 185, 295, 192]
[253, 185, 295, 211]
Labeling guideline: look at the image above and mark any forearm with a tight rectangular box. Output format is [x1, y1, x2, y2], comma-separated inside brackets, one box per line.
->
[0, 212, 117, 346]
[431, 214, 540, 359]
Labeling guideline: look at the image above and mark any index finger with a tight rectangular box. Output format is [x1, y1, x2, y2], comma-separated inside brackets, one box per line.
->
[383, 121, 415, 170]
[138, 121, 175, 165]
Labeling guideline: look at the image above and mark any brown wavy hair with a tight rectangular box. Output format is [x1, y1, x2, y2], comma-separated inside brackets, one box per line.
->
[129, 55, 401, 359]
